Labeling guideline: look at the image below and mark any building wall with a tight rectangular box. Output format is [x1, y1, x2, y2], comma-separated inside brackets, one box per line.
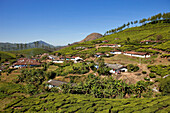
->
[110, 52, 122, 54]
[53, 61, 64, 63]
[123, 53, 151, 58]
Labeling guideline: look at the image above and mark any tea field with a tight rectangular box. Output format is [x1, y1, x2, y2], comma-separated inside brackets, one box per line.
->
[2, 93, 170, 113]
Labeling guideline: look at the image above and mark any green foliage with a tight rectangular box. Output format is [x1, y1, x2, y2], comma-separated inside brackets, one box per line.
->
[136, 48, 160, 54]
[149, 73, 156, 78]
[159, 77, 170, 96]
[0, 51, 16, 61]
[142, 71, 147, 74]
[10, 48, 49, 58]
[161, 54, 170, 58]
[144, 77, 150, 81]
[2, 92, 170, 112]
[127, 64, 139, 72]
[60, 75, 151, 99]
[55, 62, 89, 76]
[97, 57, 111, 75]
[147, 65, 170, 77]
[16, 69, 51, 95]
[0, 82, 26, 99]
[153, 41, 170, 52]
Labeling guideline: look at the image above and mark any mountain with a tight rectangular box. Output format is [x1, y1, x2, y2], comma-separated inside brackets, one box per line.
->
[80, 33, 103, 43]
[0, 40, 60, 51]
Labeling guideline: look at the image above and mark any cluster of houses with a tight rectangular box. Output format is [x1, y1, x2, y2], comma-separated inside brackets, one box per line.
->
[11, 58, 41, 68]
[48, 55, 83, 64]
[110, 50, 151, 58]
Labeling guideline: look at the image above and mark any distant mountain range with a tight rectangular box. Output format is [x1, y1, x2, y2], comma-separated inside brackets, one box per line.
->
[0, 40, 63, 51]
[0, 33, 104, 52]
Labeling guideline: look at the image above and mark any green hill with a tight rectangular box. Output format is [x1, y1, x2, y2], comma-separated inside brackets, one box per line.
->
[2, 93, 170, 112]
[9, 48, 50, 58]
[0, 51, 16, 61]
[54, 22, 170, 56]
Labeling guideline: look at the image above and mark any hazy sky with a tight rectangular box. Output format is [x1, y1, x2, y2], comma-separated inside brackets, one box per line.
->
[0, 0, 169, 46]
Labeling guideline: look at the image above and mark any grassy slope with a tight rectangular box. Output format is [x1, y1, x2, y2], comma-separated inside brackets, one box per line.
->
[0, 51, 16, 60]
[2, 93, 170, 113]
[10, 48, 50, 57]
[54, 23, 170, 55]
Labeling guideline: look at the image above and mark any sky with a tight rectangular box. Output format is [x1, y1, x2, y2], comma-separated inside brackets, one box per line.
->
[0, 0, 169, 46]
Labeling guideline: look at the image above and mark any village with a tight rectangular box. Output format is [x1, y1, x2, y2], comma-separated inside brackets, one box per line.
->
[1, 41, 166, 89]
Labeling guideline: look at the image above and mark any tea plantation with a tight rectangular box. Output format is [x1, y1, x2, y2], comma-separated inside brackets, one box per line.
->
[2, 93, 170, 113]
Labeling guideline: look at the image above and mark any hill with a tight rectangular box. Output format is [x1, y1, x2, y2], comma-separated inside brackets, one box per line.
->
[0, 51, 16, 61]
[2, 93, 170, 112]
[54, 22, 170, 55]
[80, 33, 103, 43]
[9, 48, 50, 58]
[0, 40, 58, 51]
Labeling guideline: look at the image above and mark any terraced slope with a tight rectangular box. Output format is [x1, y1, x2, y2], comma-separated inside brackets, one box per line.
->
[0, 51, 16, 60]
[54, 23, 170, 55]
[2, 93, 170, 113]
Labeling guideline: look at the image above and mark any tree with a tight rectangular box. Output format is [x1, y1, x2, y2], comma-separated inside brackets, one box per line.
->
[24, 44, 27, 49]
[127, 22, 130, 27]
[157, 35, 163, 40]
[20, 44, 23, 50]
[127, 37, 130, 43]
[159, 77, 170, 96]
[134, 20, 138, 24]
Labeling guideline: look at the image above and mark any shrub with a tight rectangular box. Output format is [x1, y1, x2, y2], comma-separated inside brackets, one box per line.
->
[159, 77, 170, 96]
[142, 71, 147, 74]
[144, 77, 150, 81]
[149, 73, 156, 78]
[127, 64, 139, 72]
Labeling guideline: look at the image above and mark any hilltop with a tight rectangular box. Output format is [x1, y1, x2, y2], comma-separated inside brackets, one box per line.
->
[80, 33, 103, 43]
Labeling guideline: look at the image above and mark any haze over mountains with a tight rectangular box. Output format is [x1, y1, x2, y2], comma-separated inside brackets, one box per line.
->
[0, 32, 104, 52]
[0, 40, 62, 51]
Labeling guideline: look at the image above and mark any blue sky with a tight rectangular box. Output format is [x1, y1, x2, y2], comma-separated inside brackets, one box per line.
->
[0, 0, 169, 46]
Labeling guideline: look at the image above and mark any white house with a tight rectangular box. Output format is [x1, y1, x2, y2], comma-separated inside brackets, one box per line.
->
[53, 60, 64, 63]
[74, 57, 83, 63]
[123, 52, 150, 58]
[100, 44, 121, 48]
[110, 50, 122, 54]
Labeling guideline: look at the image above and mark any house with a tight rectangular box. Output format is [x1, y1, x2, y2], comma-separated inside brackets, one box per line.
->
[123, 51, 150, 58]
[115, 38, 120, 40]
[74, 57, 83, 63]
[110, 50, 122, 54]
[75, 46, 86, 50]
[12, 58, 41, 68]
[99, 44, 121, 48]
[58, 56, 83, 63]
[48, 55, 58, 60]
[106, 63, 127, 74]
[47, 80, 76, 88]
[53, 60, 64, 63]
[102, 40, 109, 43]
[95, 53, 105, 57]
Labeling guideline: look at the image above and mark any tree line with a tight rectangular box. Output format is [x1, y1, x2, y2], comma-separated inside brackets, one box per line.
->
[105, 12, 170, 35]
